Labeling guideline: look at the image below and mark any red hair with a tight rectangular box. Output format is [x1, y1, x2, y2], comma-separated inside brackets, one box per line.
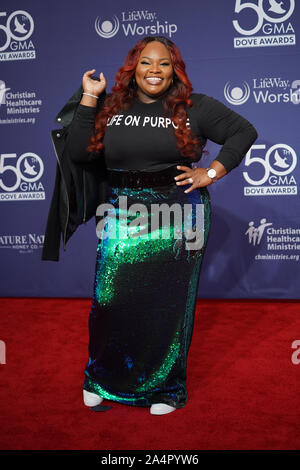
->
[88, 36, 200, 158]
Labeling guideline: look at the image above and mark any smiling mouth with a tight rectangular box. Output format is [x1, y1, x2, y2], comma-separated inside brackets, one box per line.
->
[145, 77, 163, 85]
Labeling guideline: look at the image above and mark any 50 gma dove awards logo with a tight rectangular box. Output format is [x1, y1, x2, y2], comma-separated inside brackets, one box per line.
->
[232, 0, 296, 48]
[0, 152, 45, 201]
[0, 10, 36, 61]
[243, 143, 297, 196]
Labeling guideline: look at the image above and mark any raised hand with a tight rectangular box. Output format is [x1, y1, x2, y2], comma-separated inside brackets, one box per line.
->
[82, 69, 107, 96]
[80, 69, 107, 108]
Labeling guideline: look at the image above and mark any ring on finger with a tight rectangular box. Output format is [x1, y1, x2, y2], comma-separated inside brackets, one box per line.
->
[188, 177, 193, 184]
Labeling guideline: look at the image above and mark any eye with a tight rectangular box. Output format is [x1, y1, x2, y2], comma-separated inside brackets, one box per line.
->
[161, 63, 170, 66]
[140, 61, 150, 65]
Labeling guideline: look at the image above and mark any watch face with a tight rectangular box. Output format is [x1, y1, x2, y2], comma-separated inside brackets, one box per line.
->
[207, 168, 217, 178]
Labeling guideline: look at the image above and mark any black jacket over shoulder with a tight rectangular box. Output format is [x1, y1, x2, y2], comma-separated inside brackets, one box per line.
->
[41, 82, 107, 261]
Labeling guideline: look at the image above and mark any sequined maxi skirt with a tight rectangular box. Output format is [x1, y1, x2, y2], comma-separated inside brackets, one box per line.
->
[83, 171, 211, 409]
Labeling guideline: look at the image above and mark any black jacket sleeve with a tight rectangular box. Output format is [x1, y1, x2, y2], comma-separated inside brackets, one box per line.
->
[65, 104, 102, 163]
[191, 94, 258, 173]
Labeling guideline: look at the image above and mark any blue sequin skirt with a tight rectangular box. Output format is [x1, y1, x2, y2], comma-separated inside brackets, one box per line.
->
[83, 178, 211, 409]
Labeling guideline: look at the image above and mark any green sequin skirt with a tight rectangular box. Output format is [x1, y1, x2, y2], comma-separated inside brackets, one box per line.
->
[83, 179, 211, 408]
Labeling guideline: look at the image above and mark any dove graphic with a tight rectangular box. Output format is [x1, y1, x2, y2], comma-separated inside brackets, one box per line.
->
[273, 150, 289, 169]
[24, 159, 37, 176]
[14, 16, 28, 34]
[268, 0, 286, 14]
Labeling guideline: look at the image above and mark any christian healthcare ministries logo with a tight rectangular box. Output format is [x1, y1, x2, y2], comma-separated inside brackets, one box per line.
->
[0, 10, 35, 61]
[95, 10, 177, 39]
[224, 78, 300, 106]
[245, 218, 273, 246]
[0, 152, 45, 201]
[232, 0, 296, 48]
[0, 80, 42, 125]
[243, 143, 297, 196]
[245, 218, 300, 262]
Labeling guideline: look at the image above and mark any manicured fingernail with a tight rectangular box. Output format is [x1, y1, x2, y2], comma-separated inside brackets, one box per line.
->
[177, 166, 180, 169]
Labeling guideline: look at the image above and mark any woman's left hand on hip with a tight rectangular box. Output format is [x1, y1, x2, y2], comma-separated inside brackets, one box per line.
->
[174, 166, 213, 193]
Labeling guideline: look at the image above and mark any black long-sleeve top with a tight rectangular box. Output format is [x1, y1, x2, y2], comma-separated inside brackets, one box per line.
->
[66, 93, 258, 173]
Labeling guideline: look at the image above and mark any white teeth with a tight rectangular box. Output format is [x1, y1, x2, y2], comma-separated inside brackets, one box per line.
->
[146, 77, 162, 82]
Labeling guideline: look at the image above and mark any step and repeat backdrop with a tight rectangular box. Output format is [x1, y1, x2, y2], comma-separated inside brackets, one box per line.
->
[0, 0, 299, 298]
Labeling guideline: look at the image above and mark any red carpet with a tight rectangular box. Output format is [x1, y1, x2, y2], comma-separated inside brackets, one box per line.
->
[0, 298, 299, 450]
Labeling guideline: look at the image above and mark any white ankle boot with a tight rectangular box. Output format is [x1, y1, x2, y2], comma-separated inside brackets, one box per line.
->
[83, 389, 103, 407]
[150, 403, 176, 415]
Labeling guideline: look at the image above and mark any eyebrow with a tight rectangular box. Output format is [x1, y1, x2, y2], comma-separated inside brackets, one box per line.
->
[140, 56, 170, 61]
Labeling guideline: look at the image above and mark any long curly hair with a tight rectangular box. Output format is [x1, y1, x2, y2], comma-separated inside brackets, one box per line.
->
[87, 36, 201, 158]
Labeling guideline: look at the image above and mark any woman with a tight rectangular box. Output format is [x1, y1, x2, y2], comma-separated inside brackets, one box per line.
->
[66, 35, 258, 415]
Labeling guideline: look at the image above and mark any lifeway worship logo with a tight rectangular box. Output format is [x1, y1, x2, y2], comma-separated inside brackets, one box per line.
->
[0, 10, 35, 61]
[95, 10, 177, 39]
[0, 80, 42, 125]
[243, 143, 297, 196]
[0, 152, 45, 201]
[245, 218, 300, 262]
[224, 78, 300, 105]
[232, 0, 296, 48]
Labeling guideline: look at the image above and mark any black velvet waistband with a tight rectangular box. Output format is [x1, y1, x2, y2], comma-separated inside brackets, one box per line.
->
[107, 164, 192, 189]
